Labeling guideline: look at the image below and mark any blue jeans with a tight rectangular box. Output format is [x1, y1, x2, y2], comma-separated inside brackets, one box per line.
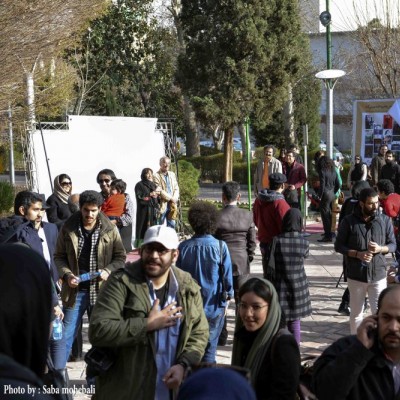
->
[160, 208, 176, 229]
[63, 291, 93, 366]
[49, 334, 66, 370]
[202, 310, 225, 363]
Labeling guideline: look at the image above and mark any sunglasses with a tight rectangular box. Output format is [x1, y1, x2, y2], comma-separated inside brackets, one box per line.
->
[61, 181, 72, 186]
[99, 179, 111, 184]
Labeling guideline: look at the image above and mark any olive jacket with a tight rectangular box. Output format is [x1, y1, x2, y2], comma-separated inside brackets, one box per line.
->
[54, 211, 126, 307]
[88, 261, 209, 400]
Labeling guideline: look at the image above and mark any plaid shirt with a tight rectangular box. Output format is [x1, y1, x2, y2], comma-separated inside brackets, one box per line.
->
[77, 219, 101, 305]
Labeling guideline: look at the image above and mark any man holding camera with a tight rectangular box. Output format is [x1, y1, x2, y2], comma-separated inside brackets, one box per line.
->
[313, 285, 400, 400]
[177, 201, 233, 363]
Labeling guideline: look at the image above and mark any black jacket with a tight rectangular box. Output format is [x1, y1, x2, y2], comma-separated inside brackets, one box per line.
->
[380, 161, 400, 194]
[318, 168, 340, 198]
[46, 194, 72, 230]
[335, 205, 396, 282]
[313, 335, 400, 400]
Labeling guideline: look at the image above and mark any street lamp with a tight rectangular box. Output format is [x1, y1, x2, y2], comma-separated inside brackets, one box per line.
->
[315, 69, 346, 159]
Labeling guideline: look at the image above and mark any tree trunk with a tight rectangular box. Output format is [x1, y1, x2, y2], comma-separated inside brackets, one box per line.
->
[283, 83, 295, 146]
[223, 126, 234, 182]
[238, 123, 247, 161]
[170, 0, 199, 157]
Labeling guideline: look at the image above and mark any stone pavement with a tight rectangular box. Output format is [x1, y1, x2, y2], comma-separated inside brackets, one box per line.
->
[68, 220, 353, 399]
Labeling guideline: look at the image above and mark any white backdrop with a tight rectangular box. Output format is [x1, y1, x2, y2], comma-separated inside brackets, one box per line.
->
[32, 115, 165, 245]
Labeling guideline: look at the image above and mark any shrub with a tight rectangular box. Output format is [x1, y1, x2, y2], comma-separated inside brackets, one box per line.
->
[177, 159, 200, 205]
[0, 181, 15, 214]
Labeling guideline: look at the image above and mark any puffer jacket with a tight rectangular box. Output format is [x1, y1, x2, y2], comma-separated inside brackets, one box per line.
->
[89, 262, 209, 400]
[335, 205, 396, 283]
[54, 211, 126, 307]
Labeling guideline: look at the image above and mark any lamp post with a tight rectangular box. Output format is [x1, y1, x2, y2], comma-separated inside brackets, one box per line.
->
[315, 69, 346, 159]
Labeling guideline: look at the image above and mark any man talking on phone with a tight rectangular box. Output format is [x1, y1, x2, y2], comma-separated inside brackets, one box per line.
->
[313, 285, 400, 399]
[335, 187, 396, 334]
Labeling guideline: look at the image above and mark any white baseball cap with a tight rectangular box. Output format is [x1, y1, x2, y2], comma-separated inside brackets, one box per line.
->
[142, 225, 179, 250]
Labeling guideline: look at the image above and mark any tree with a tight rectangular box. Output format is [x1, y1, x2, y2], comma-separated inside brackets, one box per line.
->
[177, 0, 306, 180]
[68, 0, 182, 124]
[0, 0, 109, 113]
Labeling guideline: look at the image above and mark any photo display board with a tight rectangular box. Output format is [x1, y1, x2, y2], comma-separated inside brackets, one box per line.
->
[353, 99, 400, 165]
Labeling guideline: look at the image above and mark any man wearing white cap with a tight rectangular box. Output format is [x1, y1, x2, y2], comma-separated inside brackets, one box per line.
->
[89, 225, 209, 400]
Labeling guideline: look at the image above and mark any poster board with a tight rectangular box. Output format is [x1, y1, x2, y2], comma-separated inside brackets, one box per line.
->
[32, 115, 164, 246]
[353, 99, 399, 164]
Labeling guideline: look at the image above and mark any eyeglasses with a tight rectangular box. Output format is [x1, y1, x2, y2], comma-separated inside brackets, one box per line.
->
[99, 179, 111, 184]
[238, 303, 268, 313]
[142, 244, 172, 255]
[61, 181, 72, 187]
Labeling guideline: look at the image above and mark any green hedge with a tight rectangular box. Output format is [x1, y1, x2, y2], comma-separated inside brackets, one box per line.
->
[0, 181, 15, 214]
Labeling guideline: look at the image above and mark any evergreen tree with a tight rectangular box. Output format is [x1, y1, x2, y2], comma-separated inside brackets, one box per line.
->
[177, 0, 310, 180]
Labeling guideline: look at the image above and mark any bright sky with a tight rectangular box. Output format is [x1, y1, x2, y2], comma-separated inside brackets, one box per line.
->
[322, 0, 400, 32]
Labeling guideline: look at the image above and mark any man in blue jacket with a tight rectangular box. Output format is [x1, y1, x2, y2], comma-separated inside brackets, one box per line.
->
[177, 201, 233, 363]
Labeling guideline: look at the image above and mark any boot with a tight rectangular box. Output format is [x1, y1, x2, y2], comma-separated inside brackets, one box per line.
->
[338, 302, 350, 316]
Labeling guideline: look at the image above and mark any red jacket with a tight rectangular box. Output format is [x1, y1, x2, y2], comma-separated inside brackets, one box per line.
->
[253, 190, 290, 244]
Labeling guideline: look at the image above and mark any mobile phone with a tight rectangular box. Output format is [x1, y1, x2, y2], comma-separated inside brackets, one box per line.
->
[367, 325, 378, 339]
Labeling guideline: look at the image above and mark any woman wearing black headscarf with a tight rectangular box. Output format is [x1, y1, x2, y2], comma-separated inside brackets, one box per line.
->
[47, 174, 73, 229]
[0, 244, 53, 396]
[231, 278, 300, 400]
[134, 168, 160, 247]
[267, 209, 312, 344]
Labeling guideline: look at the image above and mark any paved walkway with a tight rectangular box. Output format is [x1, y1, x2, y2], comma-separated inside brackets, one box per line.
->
[67, 220, 357, 399]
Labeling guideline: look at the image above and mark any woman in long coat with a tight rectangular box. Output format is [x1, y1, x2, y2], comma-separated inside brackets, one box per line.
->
[267, 208, 312, 344]
[134, 168, 160, 247]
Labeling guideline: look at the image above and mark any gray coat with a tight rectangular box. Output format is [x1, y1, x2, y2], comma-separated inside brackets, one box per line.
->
[214, 205, 256, 276]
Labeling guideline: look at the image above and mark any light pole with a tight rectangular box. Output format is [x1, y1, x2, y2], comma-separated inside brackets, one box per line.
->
[315, 69, 346, 159]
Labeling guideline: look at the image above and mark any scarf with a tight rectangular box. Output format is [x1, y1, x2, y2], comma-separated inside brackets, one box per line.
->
[231, 278, 281, 386]
[53, 175, 70, 204]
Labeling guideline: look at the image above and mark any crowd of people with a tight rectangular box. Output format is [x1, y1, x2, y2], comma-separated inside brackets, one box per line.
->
[2, 144, 400, 400]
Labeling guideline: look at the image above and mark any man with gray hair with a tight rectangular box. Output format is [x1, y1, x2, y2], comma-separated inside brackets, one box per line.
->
[153, 156, 180, 229]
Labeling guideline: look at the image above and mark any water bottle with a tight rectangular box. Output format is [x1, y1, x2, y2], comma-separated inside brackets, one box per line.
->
[52, 316, 63, 341]
[78, 271, 101, 282]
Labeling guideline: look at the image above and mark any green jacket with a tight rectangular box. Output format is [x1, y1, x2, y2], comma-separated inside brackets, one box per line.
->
[89, 261, 209, 400]
[54, 211, 126, 307]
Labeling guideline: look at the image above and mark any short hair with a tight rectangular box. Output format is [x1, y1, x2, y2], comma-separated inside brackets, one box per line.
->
[359, 187, 378, 203]
[140, 168, 153, 180]
[377, 179, 395, 196]
[385, 150, 394, 158]
[379, 144, 388, 150]
[110, 179, 126, 194]
[351, 180, 370, 199]
[159, 156, 171, 165]
[79, 190, 104, 208]
[188, 201, 219, 235]
[269, 180, 283, 191]
[222, 181, 240, 202]
[286, 150, 295, 158]
[377, 285, 400, 313]
[238, 278, 273, 304]
[263, 145, 274, 153]
[288, 144, 298, 152]
[14, 191, 43, 215]
[96, 169, 117, 183]
[314, 150, 325, 164]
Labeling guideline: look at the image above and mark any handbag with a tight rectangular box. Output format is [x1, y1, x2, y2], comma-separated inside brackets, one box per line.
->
[85, 347, 116, 379]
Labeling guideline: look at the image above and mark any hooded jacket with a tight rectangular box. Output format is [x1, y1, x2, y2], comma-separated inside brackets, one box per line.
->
[88, 261, 209, 400]
[253, 190, 290, 244]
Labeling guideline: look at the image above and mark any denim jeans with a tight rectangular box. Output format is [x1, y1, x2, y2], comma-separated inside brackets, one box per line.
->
[49, 334, 66, 370]
[202, 310, 225, 363]
[160, 208, 176, 229]
[63, 291, 93, 366]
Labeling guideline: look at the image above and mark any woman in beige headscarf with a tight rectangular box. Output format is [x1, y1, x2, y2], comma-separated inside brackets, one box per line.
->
[46, 174, 73, 230]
